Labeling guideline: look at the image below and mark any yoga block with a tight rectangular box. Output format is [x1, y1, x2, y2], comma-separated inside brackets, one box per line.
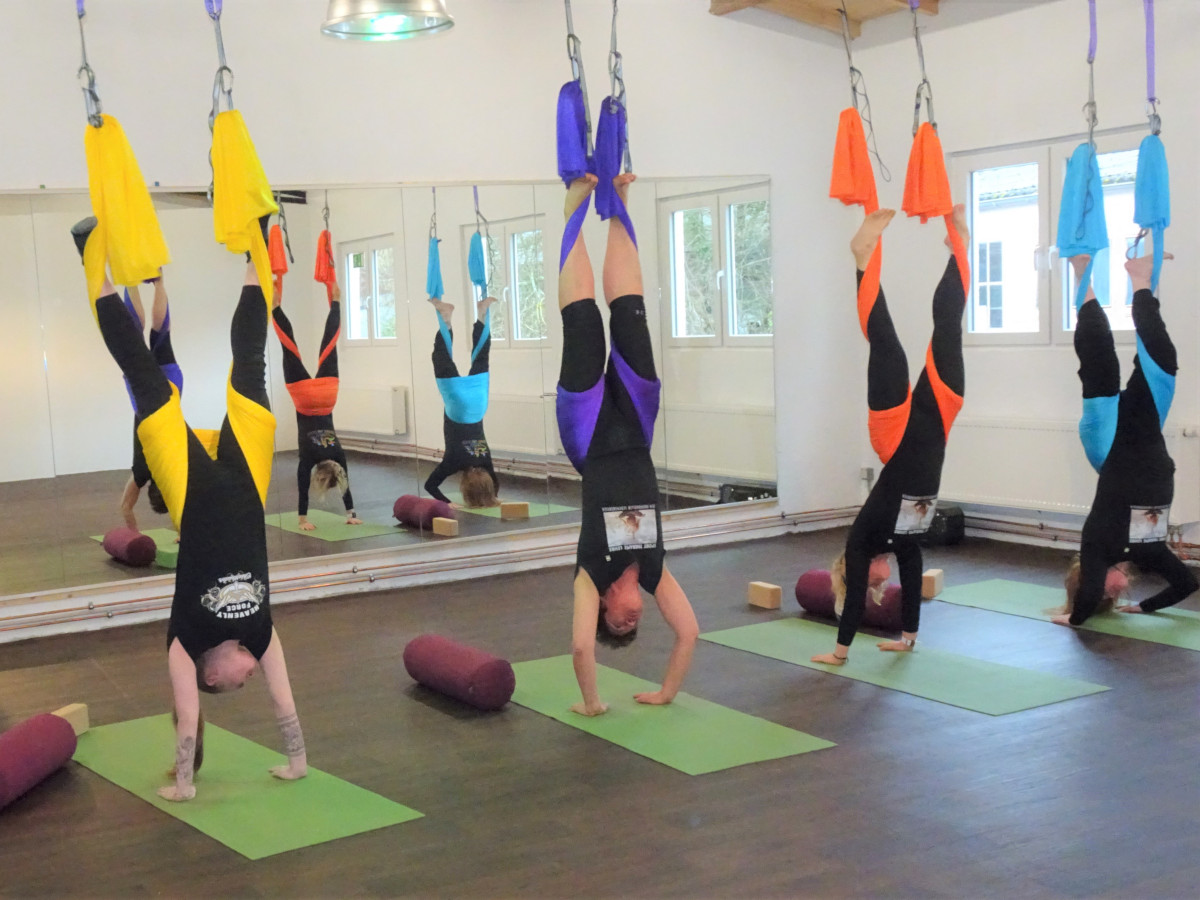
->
[748, 581, 782, 609]
[922, 568, 944, 600]
[403, 634, 515, 711]
[393, 495, 455, 530]
[51, 703, 89, 737]
[794, 569, 904, 631]
[500, 501, 530, 521]
[0, 713, 77, 811]
[432, 517, 459, 537]
[101, 527, 157, 567]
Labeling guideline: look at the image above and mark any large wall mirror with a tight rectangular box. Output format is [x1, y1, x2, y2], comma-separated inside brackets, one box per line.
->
[0, 176, 777, 600]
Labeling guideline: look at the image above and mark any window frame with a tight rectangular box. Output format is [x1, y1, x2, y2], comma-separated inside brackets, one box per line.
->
[459, 214, 548, 350]
[657, 184, 773, 349]
[340, 234, 398, 346]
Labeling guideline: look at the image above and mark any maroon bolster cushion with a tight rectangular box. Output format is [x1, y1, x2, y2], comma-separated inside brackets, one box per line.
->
[102, 527, 157, 567]
[794, 569, 904, 631]
[0, 713, 78, 811]
[403, 634, 515, 711]
[393, 495, 455, 530]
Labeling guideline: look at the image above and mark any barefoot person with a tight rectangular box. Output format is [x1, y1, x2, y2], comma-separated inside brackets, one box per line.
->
[423, 296, 501, 508]
[118, 274, 180, 533]
[74, 216, 307, 801]
[812, 205, 969, 666]
[271, 280, 361, 531]
[1051, 250, 1197, 626]
[558, 173, 699, 716]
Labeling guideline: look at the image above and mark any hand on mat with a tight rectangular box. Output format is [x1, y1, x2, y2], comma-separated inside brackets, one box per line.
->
[1116, 604, 1145, 614]
[634, 690, 674, 706]
[345, 516, 363, 526]
[810, 652, 847, 666]
[157, 784, 196, 802]
[299, 521, 316, 532]
[570, 701, 608, 717]
[1049, 614, 1075, 626]
[877, 640, 914, 653]
[269, 763, 307, 781]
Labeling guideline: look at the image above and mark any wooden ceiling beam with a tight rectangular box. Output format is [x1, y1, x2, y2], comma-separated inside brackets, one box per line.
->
[710, 0, 939, 38]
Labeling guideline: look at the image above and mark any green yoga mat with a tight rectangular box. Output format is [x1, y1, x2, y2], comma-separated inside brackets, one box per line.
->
[445, 492, 577, 519]
[72, 715, 423, 859]
[90, 528, 179, 569]
[939, 578, 1200, 651]
[265, 508, 398, 541]
[701, 618, 1108, 716]
[509, 656, 833, 775]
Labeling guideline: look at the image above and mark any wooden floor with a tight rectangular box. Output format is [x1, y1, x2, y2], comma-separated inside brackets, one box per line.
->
[2, 529, 1199, 898]
[0, 449, 714, 596]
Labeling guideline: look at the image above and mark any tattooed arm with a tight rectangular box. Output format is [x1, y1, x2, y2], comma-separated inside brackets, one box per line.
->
[258, 629, 308, 780]
[160, 638, 199, 801]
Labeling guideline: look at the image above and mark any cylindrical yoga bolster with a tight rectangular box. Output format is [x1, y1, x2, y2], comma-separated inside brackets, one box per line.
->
[0, 713, 78, 811]
[102, 527, 157, 567]
[393, 495, 455, 529]
[403, 634, 515, 711]
[794, 569, 904, 631]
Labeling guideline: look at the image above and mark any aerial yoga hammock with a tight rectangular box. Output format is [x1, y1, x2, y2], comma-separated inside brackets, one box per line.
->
[77, 0, 304, 802]
[269, 196, 361, 530]
[424, 188, 500, 508]
[1053, 0, 1196, 627]
[813, 0, 969, 666]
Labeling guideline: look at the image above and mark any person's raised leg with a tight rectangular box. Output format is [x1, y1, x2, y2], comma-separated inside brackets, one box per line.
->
[314, 283, 342, 380]
[223, 261, 275, 505]
[602, 173, 642, 305]
[431, 300, 460, 380]
[467, 296, 496, 377]
[559, 175, 599, 312]
[927, 204, 970, 402]
[1073, 254, 1120, 472]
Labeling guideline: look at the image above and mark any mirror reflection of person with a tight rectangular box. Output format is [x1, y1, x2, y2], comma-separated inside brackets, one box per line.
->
[812, 205, 969, 666]
[74, 215, 307, 802]
[271, 279, 361, 531]
[557, 173, 699, 716]
[118, 275, 179, 537]
[1052, 250, 1197, 626]
[424, 297, 500, 509]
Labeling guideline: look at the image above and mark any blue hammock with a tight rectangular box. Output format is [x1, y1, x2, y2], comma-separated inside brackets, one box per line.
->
[1055, 143, 1108, 310]
[1134, 133, 1170, 293]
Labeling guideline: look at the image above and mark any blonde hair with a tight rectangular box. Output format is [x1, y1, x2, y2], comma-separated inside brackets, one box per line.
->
[830, 552, 886, 618]
[310, 460, 348, 499]
[1059, 555, 1128, 617]
[460, 467, 497, 508]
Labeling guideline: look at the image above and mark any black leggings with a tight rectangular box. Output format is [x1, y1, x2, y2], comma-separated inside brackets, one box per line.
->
[433, 319, 490, 379]
[558, 295, 655, 391]
[274, 301, 340, 384]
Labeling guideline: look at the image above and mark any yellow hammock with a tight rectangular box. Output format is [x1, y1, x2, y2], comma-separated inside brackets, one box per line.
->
[82, 114, 170, 309]
[211, 109, 278, 310]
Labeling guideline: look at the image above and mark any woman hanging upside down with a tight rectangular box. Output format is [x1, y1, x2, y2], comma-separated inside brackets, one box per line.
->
[271, 280, 361, 530]
[812, 204, 969, 666]
[119, 274, 179, 533]
[74, 216, 306, 802]
[423, 296, 501, 508]
[558, 173, 699, 716]
[1051, 250, 1197, 626]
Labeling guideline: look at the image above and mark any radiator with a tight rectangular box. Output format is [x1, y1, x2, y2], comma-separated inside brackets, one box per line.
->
[336, 386, 408, 436]
[941, 416, 1200, 524]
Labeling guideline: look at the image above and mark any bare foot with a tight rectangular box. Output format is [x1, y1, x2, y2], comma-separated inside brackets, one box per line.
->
[477, 296, 498, 318]
[1125, 251, 1173, 293]
[811, 652, 847, 666]
[613, 172, 637, 205]
[565, 174, 599, 220]
[432, 300, 454, 319]
[1116, 604, 1145, 614]
[851, 209, 895, 270]
[944, 203, 969, 250]
[877, 639, 915, 653]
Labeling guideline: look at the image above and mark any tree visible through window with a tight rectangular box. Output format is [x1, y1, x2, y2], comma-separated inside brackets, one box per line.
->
[729, 199, 772, 336]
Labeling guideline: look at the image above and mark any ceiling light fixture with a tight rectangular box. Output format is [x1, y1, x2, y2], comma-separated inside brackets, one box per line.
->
[321, 0, 454, 41]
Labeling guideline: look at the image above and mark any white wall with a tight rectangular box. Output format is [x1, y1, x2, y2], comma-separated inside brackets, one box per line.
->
[852, 0, 1200, 531]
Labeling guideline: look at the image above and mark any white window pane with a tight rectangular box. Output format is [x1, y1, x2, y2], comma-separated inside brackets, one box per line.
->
[728, 200, 773, 337]
[374, 247, 395, 339]
[1062, 149, 1139, 332]
[969, 163, 1040, 334]
[346, 251, 369, 340]
[511, 229, 546, 341]
[670, 207, 717, 338]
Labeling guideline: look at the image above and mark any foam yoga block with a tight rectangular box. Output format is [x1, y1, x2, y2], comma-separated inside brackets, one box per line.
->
[393, 495, 455, 530]
[403, 634, 516, 711]
[0, 713, 78, 811]
[794, 569, 903, 631]
[101, 527, 157, 567]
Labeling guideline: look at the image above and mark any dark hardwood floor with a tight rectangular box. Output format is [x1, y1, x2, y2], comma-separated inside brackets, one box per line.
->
[2, 529, 1199, 898]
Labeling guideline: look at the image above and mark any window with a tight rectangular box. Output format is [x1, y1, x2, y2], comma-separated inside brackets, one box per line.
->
[953, 133, 1145, 346]
[341, 236, 396, 342]
[460, 217, 546, 347]
[658, 185, 772, 345]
